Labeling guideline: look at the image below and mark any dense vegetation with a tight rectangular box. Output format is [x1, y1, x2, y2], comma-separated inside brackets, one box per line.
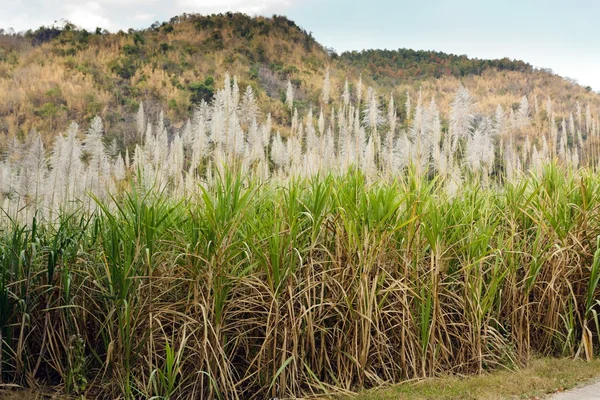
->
[1, 167, 600, 398]
[0, 69, 599, 397]
[1, 12, 600, 399]
[0, 12, 598, 151]
[339, 48, 534, 83]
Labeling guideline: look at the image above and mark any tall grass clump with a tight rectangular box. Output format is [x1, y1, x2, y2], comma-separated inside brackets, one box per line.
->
[1, 71, 600, 398]
[0, 167, 597, 398]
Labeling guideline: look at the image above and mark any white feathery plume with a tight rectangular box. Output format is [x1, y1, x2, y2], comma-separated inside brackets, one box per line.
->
[301, 151, 320, 178]
[405, 91, 412, 122]
[169, 133, 185, 180]
[184, 171, 196, 195]
[190, 119, 207, 173]
[436, 134, 452, 176]
[449, 86, 475, 151]
[558, 130, 567, 160]
[157, 110, 165, 135]
[262, 113, 272, 148]
[288, 131, 302, 173]
[305, 108, 318, 153]
[205, 159, 214, 187]
[388, 94, 397, 135]
[466, 126, 484, 173]
[291, 108, 298, 135]
[182, 119, 193, 147]
[296, 122, 304, 153]
[211, 100, 226, 147]
[340, 104, 350, 132]
[572, 147, 580, 169]
[504, 145, 515, 183]
[515, 153, 523, 177]
[523, 135, 531, 166]
[427, 99, 441, 150]
[383, 129, 395, 175]
[509, 108, 516, 131]
[108, 139, 119, 159]
[392, 132, 410, 172]
[323, 127, 335, 171]
[494, 105, 506, 136]
[0, 161, 12, 196]
[321, 67, 331, 105]
[196, 100, 211, 129]
[137, 101, 146, 140]
[271, 131, 288, 170]
[516, 95, 530, 129]
[286, 80, 294, 110]
[318, 108, 325, 136]
[568, 113, 575, 137]
[155, 124, 169, 168]
[329, 106, 336, 136]
[223, 72, 231, 106]
[48, 122, 84, 213]
[17, 133, 46, 205]
[231, 76, 240, 112]
[541, 135, 549, 161]
[356, 75, 363, 106]
[247, 118, 264, 163]
[446, 163, 463, 198]
[83, 116, 111, 203]
[342, 78, 350, 107]
[363, 90, 384, 160]
[213, 145, 227, 179]
[428, 99, 443, 172]
[144, 122, 154, 150]
[125, 148, 131, 169]
[480, 117, 496, 172]
[113, 154, 126, 181]
[133, 144, 145, 174]
[362, 136, 376, 178]
[240, 85, 260, 124]
[561, 118, 568, 148]
[231, 118, 245, 157]
[550, 113, 558, 157]
[465, 117, 495, 176]
[355, 126, 367, 166]
[408, 90, 429, 174]
[531, 145, 543, 175]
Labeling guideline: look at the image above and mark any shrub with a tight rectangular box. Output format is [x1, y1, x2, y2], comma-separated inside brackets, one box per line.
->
[188, 77, 214, 104]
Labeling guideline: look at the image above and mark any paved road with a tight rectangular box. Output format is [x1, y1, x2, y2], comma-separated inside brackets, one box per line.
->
[550, 381, 600, 399]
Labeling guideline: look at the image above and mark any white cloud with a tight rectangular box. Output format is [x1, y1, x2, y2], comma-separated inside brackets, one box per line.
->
[175, 0, 292, 15]
[65, 2, 113, 31]
[133, 13, 156, 21]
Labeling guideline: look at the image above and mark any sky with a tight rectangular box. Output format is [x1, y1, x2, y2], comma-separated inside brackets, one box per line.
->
[2, 0, 600, 90]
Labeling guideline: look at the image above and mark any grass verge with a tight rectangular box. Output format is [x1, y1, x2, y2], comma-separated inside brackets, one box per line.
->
[348, 358, 600, 400]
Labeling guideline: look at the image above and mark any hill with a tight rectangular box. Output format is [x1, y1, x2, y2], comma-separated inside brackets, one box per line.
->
[0, 12, 599, 149]
[338, 48, 535, 83]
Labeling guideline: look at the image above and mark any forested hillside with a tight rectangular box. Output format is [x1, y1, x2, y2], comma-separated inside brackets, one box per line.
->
[339, 48, 534, 83]
[0, 12, 599, 150]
